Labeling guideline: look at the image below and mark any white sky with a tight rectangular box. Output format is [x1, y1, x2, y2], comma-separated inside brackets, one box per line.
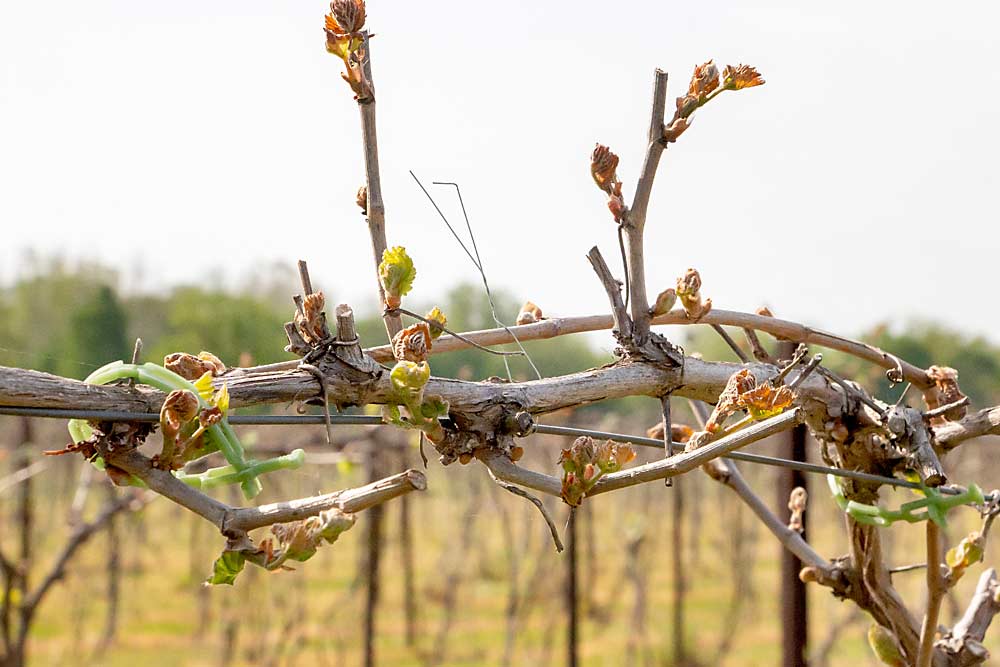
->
[2, 0, 999, 341]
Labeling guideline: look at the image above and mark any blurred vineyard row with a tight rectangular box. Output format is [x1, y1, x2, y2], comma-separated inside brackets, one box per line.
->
[3, 258, 1000, 666]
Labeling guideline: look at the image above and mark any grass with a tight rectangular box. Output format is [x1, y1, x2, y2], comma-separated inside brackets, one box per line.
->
[4, 418, 1000, 666]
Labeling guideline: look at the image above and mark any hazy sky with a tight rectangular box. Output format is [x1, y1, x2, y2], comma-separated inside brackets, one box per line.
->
[2, 1, 998, 342]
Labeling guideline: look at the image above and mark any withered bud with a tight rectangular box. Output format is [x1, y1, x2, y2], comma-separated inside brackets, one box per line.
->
[165, 352, 224, 381]
[590, 144, 620, 194]
[925, 365, 968, 423]
[199, 406, 223, 429]
[458, 452, 473, 465]
[160, 390, 199, 433]
[756, 306, 774, 317]
[392, 322, 432, 363]
[296, 291, 328, 344]
[722, 64, 765, 90]
[356, 185, 368, 215]
[510, 446, 525, 462]
[715, 369, 757, 414]
[516, 301, 543, 326]
[688, 60, 720, 99]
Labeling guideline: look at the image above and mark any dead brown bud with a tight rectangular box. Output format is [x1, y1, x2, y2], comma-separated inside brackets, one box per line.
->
[392, 322, 433, 363]
[924, 365, 968, 424]
[164, 352, 225, 381]
[295, 291, 329, 345]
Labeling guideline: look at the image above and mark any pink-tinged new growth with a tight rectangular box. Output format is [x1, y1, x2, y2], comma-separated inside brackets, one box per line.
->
[327, 0, 366, 35]
[424, 307, 447, 339]
[590, 144, 626, 223]
[723, 63, 765, 90]
[676, 268, 712, 321]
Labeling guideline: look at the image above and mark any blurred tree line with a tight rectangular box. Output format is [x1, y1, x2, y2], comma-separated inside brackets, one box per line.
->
[2, 258, 999, 411]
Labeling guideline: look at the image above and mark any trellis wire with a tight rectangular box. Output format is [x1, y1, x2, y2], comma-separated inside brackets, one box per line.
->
[409, 172, 542, 381]
[1, 404, 988, 501]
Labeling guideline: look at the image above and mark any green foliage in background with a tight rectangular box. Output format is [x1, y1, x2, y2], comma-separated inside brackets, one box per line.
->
[3, 261, 1000, 414]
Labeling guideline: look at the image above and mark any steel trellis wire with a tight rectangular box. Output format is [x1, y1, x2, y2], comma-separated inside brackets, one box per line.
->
[0, 404, 989, 501]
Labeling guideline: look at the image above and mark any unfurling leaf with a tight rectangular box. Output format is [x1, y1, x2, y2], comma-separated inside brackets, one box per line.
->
[418, 395, 449, 420]
[327, 0, 366, 35]
[378, 246, 416, 310]
[213, 383, 230, 414]
[590, 144, 620, 194]
[325, 31, 354, 59]
[516, 301, 543, 325]
[393, 322, 432, 363]
[164, 352, 225, 380]
[390, 360, 431, 394]
[676, 268, 712, 321]
[424, 307, 447, 338]
[924, 365, 968, 425]
[706, 368, 795, 431]
[722, 64, 765, 90]
[946, 531, 984, 582]
[688, 60, 720, 99]
[192, 371, 215, 401]
[207, 550, 246, 586]
[740, 382, 795, 420]
[650, 288, 677, 316]
[595, 439, 636, 473]
[867, 624, 906, 667]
